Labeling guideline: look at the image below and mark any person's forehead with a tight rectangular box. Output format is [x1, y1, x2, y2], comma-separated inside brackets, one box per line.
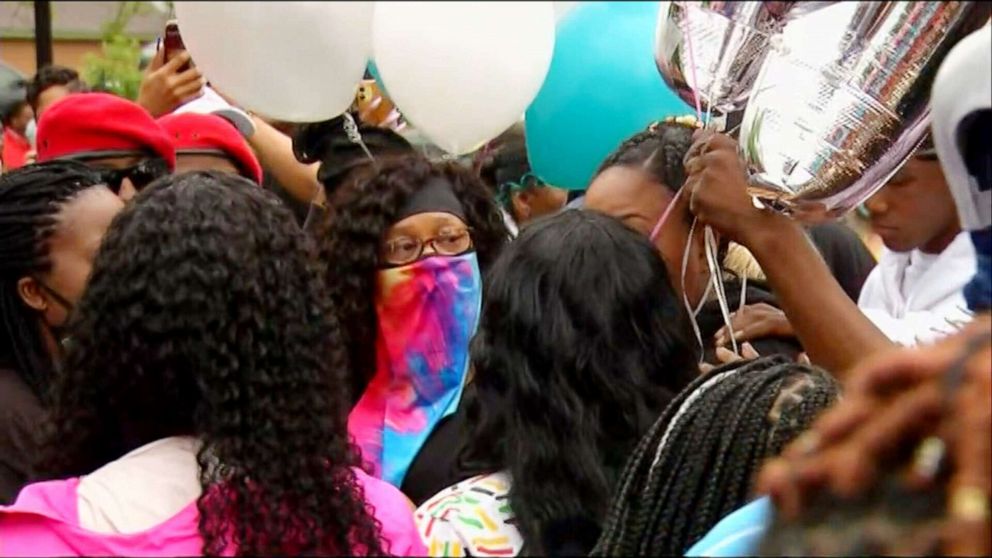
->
[52, 187, 122, 241]
[388, 211, 467, 236]
[585, 166, 669, 217]
[36, 85, 72, 116]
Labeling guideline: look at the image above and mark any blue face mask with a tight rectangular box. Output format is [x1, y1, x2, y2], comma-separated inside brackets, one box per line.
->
[964, 227, 991, 313]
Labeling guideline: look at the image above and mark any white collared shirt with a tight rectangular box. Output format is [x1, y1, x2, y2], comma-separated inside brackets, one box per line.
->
[858, 232, 976, 345]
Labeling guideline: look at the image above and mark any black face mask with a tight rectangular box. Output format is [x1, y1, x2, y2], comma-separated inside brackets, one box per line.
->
[32, 277, 75, 350]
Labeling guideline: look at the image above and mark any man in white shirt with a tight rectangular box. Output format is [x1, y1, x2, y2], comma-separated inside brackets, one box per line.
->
[857, 139, 975, 345]
[716, 137, 974, 350]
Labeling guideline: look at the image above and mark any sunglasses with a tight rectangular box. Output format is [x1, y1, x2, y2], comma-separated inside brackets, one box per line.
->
[65, 151, 171, 195]
[95, 158, 171, 195]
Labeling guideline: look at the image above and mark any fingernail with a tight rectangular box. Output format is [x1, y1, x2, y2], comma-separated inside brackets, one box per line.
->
[794, 432, 821, 456]
[743, 342, 755, 351]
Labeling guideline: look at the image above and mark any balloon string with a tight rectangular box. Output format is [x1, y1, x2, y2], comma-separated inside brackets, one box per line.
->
[342, 112, 375, 163]
[682, 217, 706, 362]
[650, 188, 685, 242]
[679, 1, 704, 122]
[706, 225, 739, 355]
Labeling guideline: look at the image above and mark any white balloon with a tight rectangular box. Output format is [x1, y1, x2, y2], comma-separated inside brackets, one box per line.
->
[554, 1, 579, 22]
[373, 1, 555, 155]
[175, 1, 373, 122]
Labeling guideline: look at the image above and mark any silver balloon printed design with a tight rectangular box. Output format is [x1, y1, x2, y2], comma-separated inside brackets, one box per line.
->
[738, 1, 986, 216]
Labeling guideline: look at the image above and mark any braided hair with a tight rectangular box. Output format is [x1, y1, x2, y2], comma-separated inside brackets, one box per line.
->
[592, 356, 841, 556]
[40, 172, 385, 555]
[0, 161, 106, 400]
[316, 154, 509, 405]
[595, 120, 697, 198]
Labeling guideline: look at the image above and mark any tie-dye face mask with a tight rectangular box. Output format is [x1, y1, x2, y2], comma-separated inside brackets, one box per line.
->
[348, 252, 482, 486]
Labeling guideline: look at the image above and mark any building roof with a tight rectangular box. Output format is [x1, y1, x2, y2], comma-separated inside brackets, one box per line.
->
[0, 1, 171, 41]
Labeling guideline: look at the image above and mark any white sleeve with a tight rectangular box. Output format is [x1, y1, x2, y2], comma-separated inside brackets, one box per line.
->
[861, 303, 973, 346]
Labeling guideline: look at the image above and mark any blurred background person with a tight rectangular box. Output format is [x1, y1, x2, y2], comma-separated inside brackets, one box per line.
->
[25, 65, 89, 120]
[476, 125, 568, 236]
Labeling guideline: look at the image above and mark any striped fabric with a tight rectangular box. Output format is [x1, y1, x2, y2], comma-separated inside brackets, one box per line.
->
[415, 472, 523, 557]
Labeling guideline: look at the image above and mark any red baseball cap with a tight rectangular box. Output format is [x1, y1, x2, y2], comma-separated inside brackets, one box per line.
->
[158, 112, 263, 184]
[36, 92, 176, 169]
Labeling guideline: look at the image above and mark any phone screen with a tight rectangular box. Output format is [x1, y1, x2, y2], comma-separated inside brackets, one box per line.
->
[163, 21, 191, 72]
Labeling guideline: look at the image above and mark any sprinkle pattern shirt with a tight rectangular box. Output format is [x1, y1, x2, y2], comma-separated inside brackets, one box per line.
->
[415, 472, 523, 557]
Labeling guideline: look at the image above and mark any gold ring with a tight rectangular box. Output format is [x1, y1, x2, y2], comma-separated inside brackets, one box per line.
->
[949, 486, 990, 522]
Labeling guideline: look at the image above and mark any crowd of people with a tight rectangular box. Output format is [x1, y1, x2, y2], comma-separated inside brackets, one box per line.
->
[0, 21, 989, 558]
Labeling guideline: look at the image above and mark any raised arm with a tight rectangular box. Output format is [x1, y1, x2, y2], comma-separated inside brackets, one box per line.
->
[682, 132, 893, 376]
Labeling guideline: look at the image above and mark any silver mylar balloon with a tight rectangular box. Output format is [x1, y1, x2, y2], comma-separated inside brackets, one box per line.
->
[655, 1, 837, 116]
[740, 1, 989, 219]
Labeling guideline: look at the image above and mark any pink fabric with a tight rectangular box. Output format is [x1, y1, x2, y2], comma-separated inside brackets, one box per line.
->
[0, 468, 426, 557]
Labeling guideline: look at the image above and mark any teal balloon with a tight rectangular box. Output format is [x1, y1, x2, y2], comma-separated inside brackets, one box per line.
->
[525, 1, 692, 190]
[366, 59, 389, 98]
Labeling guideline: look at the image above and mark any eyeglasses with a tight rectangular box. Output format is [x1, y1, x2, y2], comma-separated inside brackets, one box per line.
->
[95, 158, 171, 195]
[381, 228, 473, 267]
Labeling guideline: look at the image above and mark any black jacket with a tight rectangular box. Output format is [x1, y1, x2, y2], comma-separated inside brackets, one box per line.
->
[0, 367, 44, 504]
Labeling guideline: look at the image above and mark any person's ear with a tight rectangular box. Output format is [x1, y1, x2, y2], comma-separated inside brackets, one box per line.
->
[17, 276, 48, 312]
[511, 190, 532, 221]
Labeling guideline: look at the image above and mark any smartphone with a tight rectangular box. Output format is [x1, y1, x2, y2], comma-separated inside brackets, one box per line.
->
[163, 20, 191, 72]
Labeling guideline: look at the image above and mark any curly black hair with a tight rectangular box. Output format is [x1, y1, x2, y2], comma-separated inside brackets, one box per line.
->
[458, 209, 700, 555]
[316, 154, 509, 405]
[592, 356, 841, 556]
[0, 161, 107, 400]
[39, 172, 386, 556]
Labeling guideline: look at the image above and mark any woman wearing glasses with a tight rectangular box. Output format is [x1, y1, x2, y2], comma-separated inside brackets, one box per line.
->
[316, 153, 509, 506]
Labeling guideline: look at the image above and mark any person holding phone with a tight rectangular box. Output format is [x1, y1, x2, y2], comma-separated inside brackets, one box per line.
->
[136, 21, 205, 118]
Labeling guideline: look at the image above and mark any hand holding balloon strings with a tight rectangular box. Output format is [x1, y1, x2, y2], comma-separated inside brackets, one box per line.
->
[676, 2, 748, 357]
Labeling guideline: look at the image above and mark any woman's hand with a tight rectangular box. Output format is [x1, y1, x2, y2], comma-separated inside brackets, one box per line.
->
[682, 132, 780, 245]
[714, 303, 796, 348]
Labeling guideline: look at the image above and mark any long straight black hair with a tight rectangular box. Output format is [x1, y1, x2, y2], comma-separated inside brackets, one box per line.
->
[459, 209, 700, 554]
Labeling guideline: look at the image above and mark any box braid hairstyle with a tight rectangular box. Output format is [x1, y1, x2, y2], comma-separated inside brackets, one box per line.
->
[592, 355, 841, 556]
[0, 161, 106, 401]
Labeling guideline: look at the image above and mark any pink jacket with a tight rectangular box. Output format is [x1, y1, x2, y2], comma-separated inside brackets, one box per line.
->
[0, 468, 426, 556]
